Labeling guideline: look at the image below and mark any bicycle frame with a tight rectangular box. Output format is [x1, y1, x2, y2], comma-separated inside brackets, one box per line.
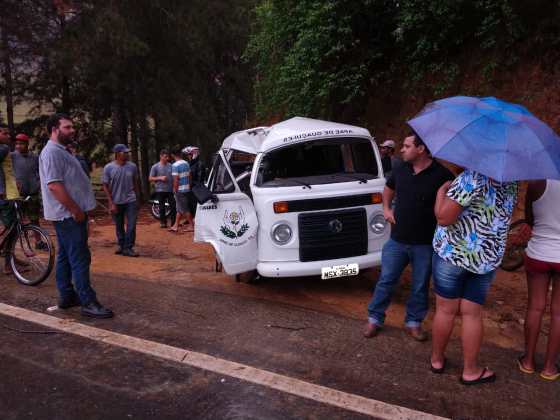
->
[0, 200, 32, 252]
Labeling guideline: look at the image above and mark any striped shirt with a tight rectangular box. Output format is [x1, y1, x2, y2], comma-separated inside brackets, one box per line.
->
[172, 160, 191, 192]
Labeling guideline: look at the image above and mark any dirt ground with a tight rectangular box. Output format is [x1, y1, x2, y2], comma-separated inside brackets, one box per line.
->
[83, 205, 545, 355]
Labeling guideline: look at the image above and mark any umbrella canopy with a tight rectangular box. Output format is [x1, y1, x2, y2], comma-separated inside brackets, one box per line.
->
[408, 96, 560, 182]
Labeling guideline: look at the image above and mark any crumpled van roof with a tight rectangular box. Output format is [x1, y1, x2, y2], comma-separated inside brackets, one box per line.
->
[221, 117, 373, 154]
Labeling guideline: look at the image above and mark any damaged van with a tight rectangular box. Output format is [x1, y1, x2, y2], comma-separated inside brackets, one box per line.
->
[193, 117, 389, 281]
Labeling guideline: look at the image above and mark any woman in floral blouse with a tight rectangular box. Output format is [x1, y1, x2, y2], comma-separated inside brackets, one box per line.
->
[429, 169, 518, 385]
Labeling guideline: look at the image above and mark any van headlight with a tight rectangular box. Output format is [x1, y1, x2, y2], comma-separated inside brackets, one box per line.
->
[271, 222, 292, 245]
[369, 214, 387, 234]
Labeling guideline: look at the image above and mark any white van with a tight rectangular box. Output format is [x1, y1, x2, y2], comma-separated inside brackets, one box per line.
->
[194, 117, 389, 280]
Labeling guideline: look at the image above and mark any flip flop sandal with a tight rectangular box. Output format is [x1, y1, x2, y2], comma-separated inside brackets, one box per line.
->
[540, 365, 560, 381]
[460, 368, 497, 386]
[430, 357, 447, 374]
[517, 355, 535, 374]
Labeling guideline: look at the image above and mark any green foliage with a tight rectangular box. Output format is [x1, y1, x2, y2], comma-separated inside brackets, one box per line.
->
[1, 0, 255, 160]
[247, 0, 559, 120]
[245, 0, 396, 119]
[395, 0, 526, 84]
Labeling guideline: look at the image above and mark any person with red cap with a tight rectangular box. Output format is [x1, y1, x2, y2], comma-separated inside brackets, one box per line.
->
[12, 133, 47, 249]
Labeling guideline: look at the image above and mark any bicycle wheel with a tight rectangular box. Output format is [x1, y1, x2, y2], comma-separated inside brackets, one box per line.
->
[500, 219, 530, 272]
[10, 225, 55, 286]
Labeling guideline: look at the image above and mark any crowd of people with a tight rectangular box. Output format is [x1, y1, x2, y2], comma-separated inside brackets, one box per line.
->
[0, 113, 557, 384]
[0, 113, 206, 320]
[367, 133, 559, 384]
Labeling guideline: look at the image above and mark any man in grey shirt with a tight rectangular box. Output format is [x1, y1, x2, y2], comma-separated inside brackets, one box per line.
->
[39, 113, 113, 319]
[149, 149, 175, 228]
[102, 144, 140, 257]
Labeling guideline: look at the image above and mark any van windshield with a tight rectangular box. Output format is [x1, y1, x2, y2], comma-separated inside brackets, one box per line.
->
[255, 137, 379, 188]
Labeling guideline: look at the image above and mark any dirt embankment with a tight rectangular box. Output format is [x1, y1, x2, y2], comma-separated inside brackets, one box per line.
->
[365, 59, 560, 145]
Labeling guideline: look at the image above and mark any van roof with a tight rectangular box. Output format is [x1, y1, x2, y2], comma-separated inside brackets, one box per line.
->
[221, 117, 373, 154]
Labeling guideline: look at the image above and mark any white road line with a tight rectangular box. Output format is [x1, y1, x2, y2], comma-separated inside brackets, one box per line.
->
[0, 303, 448, 420]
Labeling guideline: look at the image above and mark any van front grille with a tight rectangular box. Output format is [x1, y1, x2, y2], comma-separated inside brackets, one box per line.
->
[298, 208, 367, 262]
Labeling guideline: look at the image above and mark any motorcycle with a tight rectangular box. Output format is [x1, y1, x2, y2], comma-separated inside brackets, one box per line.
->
[148, 194, 173, 220]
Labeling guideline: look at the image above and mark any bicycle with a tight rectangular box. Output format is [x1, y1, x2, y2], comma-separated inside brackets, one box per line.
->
[500, 219, 531, 272]
[0, 197, 55, 285]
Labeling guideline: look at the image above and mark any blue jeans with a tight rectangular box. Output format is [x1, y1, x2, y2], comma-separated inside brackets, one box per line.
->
[112, 201, 138, 251]
[53, 217, 96, 305]
[367, 238, 433, 327]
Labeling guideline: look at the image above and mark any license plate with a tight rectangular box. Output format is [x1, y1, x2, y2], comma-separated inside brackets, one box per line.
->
[321, 263, 359, 280]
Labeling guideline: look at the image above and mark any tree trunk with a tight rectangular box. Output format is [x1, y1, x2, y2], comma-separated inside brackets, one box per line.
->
[111, 99, 128, 145]
[0, 24, 15, 138]
[153, 113, 162, 154]
[138, 113, 151, 199]
[129, 109, 139, 166]
[58, 15, 71, 113]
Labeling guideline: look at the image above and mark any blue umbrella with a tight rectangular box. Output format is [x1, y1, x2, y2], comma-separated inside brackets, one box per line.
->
[408, 96, 560, 182]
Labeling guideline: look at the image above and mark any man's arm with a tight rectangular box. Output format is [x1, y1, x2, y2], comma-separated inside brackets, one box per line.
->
[148, 165, 165, 183]
[148, 174, 165, 182]
[48, 182, 85, 222]
[102, 165, 117, 214]
[382, 186, 396, 224]
[172, 175, 179, 193]
[102, 183, 117, 214]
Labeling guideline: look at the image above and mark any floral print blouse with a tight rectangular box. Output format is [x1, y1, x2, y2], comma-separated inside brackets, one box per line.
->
[433, 170, 518, 274]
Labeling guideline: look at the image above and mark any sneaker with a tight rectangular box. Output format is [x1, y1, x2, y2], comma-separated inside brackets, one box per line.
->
[123, 248, 139, 257]
[160, 223, 167, 228]
[81, 301, 114, 319]
[115, 248, 123, 255]
[58, 294, 81, 309]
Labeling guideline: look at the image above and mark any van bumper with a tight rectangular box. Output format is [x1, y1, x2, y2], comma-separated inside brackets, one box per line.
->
[256, 252, 382, 278]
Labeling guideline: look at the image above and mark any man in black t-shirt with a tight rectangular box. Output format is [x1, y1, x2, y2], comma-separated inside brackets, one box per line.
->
[364, 132, 454, 341]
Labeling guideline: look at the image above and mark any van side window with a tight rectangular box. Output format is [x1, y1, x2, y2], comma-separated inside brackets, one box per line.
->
[228, 150, 255, 197]
[209, 155, 236, 194]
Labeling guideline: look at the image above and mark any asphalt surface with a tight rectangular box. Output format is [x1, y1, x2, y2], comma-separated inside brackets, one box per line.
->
[0, 271, 558, 420]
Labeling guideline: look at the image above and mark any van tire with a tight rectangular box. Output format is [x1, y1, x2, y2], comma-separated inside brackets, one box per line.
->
[235, 270, 262, 284]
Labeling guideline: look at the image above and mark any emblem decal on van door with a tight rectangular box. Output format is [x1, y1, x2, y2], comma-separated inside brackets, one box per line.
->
[220, 208, 250, 239]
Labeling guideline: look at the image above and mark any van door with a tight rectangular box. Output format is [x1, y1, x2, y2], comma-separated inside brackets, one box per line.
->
[194, 151, 258, 275]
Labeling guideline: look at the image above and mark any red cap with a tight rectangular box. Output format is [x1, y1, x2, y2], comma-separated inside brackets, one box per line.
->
[15, 133, 30, 142]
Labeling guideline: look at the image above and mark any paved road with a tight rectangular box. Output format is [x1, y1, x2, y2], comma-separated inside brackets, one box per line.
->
[0, 272, 557, 419]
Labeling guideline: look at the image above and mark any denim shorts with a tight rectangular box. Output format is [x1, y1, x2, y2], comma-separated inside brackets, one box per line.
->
[432, 254, 496, 305]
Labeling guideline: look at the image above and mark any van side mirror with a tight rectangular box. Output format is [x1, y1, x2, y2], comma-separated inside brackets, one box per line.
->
[192, 184, 217, 204]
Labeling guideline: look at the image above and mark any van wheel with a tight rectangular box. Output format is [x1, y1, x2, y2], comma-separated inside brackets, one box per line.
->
[215, 259, 223, 272]
[235, 270, 262, 284]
